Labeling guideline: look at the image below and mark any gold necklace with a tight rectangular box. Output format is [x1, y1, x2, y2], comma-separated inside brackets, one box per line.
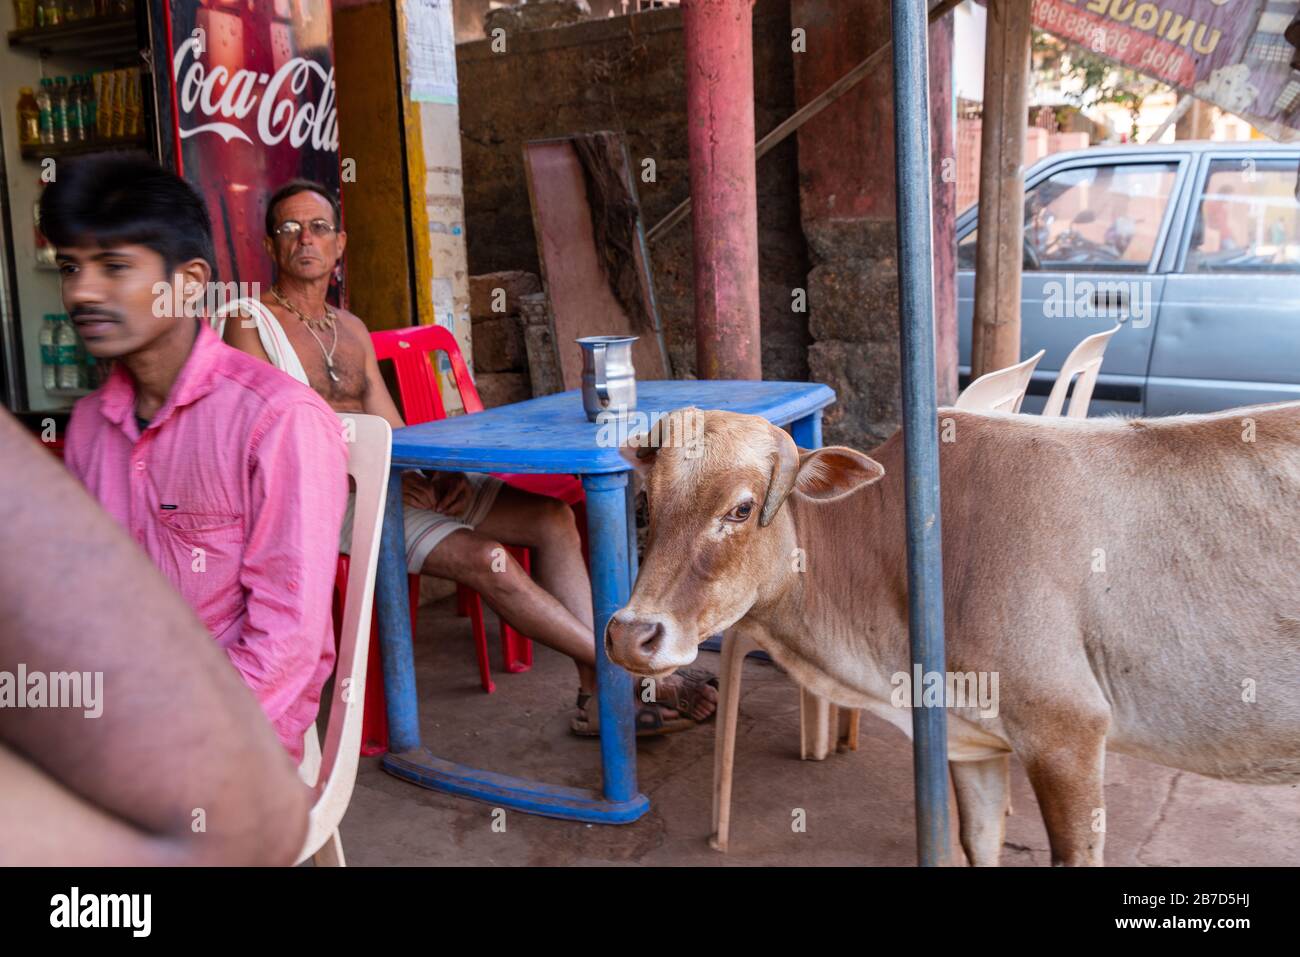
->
[270, 286, 340, 383]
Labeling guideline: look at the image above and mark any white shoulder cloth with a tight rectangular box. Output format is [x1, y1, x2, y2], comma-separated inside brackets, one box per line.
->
[212, 297, 311, 388]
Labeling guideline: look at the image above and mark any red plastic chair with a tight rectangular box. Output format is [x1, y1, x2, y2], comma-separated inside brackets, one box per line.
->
[367, 323, 585, 704]
[331, 554, 417, 757]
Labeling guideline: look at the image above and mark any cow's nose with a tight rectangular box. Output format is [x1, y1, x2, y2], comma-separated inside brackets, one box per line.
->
[606, 613, 666, 662]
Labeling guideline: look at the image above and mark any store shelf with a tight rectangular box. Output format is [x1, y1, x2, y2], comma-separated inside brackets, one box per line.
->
[47, 386, 91, 398]
[7, 13, 139, 59]
[20, 137, 148, 161]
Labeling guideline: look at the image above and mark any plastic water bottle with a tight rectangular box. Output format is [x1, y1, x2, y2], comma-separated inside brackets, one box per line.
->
[53, 76, 70, 145]
[36, 78, 53, 146]
[55, 315, 83, 390]
[39, 314, 56, 391]
[80, 73, 96, 142]
[67, 76, 84, 142]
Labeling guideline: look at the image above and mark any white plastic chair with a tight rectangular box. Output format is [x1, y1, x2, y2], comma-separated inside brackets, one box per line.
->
[710, 630, 858, 852]
[1041, 324, 1121, 418]
[296, 412, 392, 866]
[954, 349, 1045, 413]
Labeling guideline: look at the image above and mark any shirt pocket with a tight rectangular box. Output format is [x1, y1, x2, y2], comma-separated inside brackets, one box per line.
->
[157, 511, 245, 631]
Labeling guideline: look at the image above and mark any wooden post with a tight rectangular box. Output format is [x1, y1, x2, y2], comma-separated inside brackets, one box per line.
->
[683, 0, 762, 381]
[971, 0, 1031, 379]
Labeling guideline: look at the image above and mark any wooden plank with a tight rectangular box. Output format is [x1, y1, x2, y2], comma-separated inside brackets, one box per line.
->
[970, 0, 1031, 380]
[522, 137, 668, 392]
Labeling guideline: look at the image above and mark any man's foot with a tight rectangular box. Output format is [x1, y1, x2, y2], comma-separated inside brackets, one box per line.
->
[568, 668, 719, 737]
[653, 668, 719, 722]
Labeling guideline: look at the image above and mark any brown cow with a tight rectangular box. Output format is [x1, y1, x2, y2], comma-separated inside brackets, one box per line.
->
[606, 403, 1300, 865]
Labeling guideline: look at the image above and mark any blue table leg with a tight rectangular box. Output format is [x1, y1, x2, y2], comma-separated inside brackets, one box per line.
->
[583, 472, 643, 807]
[790, 410, 822, 449]
[377, 466, 649, 824]
[376, 469, 421, 753]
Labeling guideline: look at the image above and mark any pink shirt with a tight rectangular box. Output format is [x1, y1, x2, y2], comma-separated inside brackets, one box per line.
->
[65, 322, 348, 762]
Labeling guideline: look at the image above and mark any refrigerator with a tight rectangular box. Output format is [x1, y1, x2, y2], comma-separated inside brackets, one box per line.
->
[0, 0, 340, 421]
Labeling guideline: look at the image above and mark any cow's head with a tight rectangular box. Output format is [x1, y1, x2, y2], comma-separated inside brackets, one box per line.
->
[605, 407, 884, 678]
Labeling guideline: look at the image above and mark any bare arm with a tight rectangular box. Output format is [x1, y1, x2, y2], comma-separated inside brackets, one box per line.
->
[351, 313, 407, 431]
[0, 410, 310, 865]
[221, 306, 273, 365]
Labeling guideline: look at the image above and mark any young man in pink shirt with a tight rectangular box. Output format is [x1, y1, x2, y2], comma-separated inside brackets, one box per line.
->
[44, 155, 348, 763]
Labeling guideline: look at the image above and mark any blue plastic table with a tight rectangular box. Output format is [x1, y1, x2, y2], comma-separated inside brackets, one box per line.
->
[374, 379, 836, 824]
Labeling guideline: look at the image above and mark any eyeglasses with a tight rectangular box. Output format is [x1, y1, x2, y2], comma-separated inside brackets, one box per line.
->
[272, 218, 337, 240]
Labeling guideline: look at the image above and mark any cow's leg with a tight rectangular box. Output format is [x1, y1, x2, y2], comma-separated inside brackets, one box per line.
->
[950, 755, 1010, 866]
[1018, 728, 1107, 866]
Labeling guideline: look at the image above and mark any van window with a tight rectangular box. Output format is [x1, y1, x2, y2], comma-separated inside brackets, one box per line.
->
[1186, 158, 1300, 273]
[958, 162, 1178, 271]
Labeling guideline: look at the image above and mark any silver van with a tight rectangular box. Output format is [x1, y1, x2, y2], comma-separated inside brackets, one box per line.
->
[957, 142, 1300, 415]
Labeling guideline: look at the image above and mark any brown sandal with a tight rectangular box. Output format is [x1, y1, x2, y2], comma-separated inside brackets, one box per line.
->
[569, 690, 696, 738]
[651, 668, 720, 723]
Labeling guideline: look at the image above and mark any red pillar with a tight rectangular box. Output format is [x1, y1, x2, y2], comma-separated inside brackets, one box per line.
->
[683, 0, 761, 381]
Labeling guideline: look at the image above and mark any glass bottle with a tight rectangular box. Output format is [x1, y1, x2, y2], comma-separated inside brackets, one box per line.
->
[13, 0, 37, 30]
[123, 69, 140, 138]
[17, 86, 40, 149]
[38, 0, 59, 26]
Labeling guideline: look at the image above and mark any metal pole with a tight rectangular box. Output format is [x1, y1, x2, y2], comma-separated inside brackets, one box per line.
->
[889, 0, 951, 867]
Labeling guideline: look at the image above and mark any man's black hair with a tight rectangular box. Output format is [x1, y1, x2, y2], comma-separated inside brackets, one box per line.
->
[265, 179, 342, 237]
[38, 153, 218, 278]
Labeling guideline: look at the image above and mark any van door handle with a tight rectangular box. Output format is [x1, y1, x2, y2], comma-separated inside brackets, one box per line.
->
[1092, 288, 1128, 317]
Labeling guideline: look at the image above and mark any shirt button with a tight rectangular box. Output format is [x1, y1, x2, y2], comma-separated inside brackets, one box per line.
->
[135, 461, 145, 471]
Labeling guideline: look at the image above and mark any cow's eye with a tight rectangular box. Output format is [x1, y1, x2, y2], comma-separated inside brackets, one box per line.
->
[725, 502, 754, 523]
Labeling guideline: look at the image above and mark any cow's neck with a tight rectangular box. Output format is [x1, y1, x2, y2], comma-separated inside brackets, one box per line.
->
[745, 433, 913, 703]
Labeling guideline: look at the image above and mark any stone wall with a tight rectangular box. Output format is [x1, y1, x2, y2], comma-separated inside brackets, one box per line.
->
[455, 1, 957, 449]
[792, 0, 957, 449]
[455, 0, 810, 385]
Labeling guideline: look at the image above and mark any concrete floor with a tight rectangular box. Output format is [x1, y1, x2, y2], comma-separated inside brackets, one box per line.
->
[337, 596, 1300, 866]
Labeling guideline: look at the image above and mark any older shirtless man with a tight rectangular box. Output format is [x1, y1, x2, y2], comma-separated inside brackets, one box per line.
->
[222, 180, 716, 734]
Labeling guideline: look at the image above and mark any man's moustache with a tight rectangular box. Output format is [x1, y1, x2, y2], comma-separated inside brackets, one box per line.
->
[70, 307, 123, 322]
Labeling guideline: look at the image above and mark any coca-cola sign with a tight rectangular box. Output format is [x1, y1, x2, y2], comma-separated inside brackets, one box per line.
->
[173, 34, 339, 152]
[163, 0, 342, 289]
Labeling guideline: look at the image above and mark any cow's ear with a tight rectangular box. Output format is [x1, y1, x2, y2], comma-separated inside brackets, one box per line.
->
[795, 447, 885, 501]
[619, 433, 658, 474]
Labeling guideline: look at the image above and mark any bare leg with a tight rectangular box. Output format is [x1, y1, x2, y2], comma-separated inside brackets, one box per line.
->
[474, 486, 594, 632]
[420, 526, 599, 692]
[950, 755, 1011, 866]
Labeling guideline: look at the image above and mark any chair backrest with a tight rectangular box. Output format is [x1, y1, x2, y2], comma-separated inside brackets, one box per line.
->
[1041, 324, 1121, 418]
[954, 349, 1045, 413]
[371, 324, 483, 426]
[296, 412, 391, 865]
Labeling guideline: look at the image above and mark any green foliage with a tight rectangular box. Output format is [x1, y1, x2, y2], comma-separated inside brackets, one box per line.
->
[1032, 29, 1169, 140]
